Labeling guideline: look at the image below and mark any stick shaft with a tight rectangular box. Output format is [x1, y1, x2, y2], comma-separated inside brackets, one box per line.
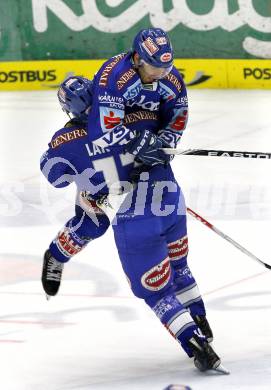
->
[186, 207, 271, 270]
[162, 148, 271, 159]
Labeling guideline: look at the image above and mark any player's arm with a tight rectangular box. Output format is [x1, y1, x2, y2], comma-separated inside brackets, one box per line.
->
[158, 72, 188, 149]
[40, 134, 76, 188]
[125, 71, 188, 166]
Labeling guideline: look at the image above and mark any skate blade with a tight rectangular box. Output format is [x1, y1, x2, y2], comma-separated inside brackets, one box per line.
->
[45, 294, 51, 301]
[212, 363, 230, 375]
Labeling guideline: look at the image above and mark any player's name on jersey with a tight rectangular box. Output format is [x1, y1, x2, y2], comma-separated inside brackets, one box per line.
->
[85, 143, 110, 157]
[51, 128, 87, 149]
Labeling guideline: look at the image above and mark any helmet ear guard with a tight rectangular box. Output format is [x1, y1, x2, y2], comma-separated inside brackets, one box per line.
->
[57, 76, 93, 123]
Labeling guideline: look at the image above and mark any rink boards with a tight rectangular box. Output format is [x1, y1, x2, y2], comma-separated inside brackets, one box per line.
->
[0, 59, 270, 91]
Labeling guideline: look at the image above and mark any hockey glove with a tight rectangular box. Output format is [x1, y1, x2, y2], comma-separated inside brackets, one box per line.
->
[125, 129, 173, 166]
[129, 164, 151, 184]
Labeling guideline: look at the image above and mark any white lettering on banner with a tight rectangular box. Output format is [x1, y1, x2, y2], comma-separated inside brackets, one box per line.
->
[32, 0, 271, 58]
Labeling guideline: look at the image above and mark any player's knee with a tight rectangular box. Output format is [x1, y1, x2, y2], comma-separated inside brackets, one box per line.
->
[73, 213, 110, 240]
[83, 215, 110, 239]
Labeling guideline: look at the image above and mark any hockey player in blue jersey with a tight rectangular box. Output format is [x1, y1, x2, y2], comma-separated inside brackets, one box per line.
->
[41, 29, 227, 373]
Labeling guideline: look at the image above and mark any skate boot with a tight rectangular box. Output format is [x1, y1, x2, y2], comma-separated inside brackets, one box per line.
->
[41, 250, 64, 297]
[193, 315, 213, 342]
[188, 334, 229, 374]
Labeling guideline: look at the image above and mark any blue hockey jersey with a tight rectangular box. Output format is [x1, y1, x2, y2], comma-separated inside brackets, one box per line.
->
[88, 52, 188, 151]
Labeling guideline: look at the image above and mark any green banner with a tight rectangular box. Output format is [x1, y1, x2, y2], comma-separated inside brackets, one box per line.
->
[1, 0, 271, 61]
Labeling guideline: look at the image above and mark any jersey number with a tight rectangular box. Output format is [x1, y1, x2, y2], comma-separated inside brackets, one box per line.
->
[92, 154, 134, 194]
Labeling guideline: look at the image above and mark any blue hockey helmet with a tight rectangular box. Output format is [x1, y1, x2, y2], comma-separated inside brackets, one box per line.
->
[57, 76, 93, 122]
[132, 28, 174, 69]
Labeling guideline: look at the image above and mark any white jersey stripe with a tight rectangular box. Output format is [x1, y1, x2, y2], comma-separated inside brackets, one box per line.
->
[168, 310, 193, 335]
[176, 285, 201, 305]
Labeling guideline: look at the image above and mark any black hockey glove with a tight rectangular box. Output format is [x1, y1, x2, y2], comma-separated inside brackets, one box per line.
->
[125, 129, 173, 166]
[129, 164, 151, 184]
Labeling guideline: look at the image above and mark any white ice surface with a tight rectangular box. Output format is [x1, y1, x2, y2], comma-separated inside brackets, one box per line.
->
[0, 89, 271, 390]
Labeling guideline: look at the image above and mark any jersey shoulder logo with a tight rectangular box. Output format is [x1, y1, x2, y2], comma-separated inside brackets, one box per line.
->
[99, 53, 126, 87]
[165, 73, 182, 92]
[117, 68, 137, 90]
[51, 128, 87, 149]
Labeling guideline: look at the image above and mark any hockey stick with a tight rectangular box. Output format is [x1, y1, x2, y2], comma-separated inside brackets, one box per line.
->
[162, 148, 271, 159]
[93, 190, 271, 270]
[187, 207, 271, 270]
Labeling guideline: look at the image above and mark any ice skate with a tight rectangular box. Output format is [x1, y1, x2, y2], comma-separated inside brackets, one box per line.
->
[41, 249, 64, 297]
[188, 334, 229, 375]
[193, 315, 213, 342]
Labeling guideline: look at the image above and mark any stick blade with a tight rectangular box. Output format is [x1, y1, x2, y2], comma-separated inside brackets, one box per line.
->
[213, 363, 230, 375]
